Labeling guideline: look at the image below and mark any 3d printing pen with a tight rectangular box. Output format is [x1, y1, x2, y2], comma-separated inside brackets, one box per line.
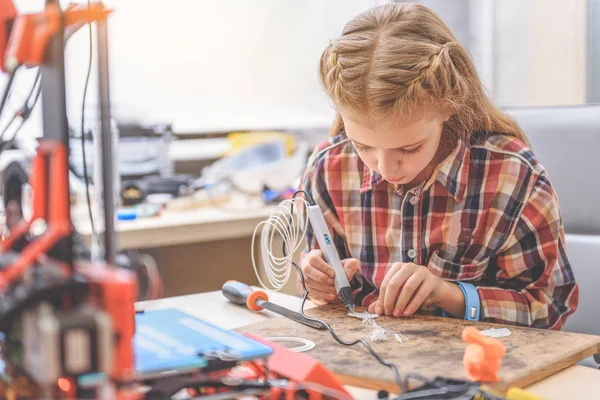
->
[306, 204, 356, 312]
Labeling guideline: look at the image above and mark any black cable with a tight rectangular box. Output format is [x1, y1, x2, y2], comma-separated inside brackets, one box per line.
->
[5, 119, 26, 144]
[286, 189, 408, 394]
[0, 69, 41, 144]
[6, 81, 41, 143]
[81, 0, 96, 239]
[0, 113, 18, 140]
[29, 82, 41, 115]
[291, 188, 314, 206]
[0, 67, 19, 122]
[290, 190, 469, 399]
[0, 69, 22, 139]
[18, 68, 42, 113]
[293, 261, 407, 394]
[24, 70, 40, 105]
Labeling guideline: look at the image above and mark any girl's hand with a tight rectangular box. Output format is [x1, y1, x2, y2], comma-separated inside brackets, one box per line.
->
[298, 249, 360, 304]
[367, 262, 444, 317]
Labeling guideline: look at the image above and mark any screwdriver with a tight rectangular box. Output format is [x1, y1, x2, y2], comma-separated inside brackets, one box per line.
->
[221, 280, 326, 330]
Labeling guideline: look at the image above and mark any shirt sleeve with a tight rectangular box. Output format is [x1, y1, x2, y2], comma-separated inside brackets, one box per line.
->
[297, 145, 349, 260]
[476, 174, 579, 329]
[296, 144, 364, 295]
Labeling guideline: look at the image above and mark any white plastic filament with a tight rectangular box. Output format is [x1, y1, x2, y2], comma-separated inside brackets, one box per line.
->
[251, 197, 310, 291]
[480, 327, 511, 338]
[361, 316, 409, 344]
[348, 311, 379, 319]
[265, 336, 316, 353]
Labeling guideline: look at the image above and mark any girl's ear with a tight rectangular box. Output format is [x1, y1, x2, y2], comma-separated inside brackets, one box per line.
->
[440, 104, 453, 122]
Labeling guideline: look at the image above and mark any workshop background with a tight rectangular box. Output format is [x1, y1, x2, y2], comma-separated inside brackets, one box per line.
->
[0, 0, 598, 316]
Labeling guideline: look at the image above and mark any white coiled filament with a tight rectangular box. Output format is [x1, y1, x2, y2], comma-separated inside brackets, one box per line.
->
[251, 197, 310, 291]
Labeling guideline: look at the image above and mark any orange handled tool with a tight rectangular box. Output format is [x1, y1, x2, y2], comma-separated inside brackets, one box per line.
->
[221, 280, 326, 330]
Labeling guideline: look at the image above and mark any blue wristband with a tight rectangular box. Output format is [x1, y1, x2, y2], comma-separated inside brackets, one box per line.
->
[457, 282, 480, 320]
[442, 282, 481, 321]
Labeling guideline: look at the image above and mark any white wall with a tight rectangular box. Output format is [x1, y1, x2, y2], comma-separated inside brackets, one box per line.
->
[409, 0, 588, 107]
[491, 0, 534, 107]
[0, 0, 590, 141]
[0, 0, 97, 140]
[491, 0, 587, 107]
[113, 0, 383, 133]
[1, 0, 379, 139]
[529, 0, 587, 106]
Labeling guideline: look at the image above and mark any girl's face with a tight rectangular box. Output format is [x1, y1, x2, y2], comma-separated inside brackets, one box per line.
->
[342, 111, 450, 188]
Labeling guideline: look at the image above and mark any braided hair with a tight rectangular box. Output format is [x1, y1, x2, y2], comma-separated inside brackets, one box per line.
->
[318, 3, 528, 147]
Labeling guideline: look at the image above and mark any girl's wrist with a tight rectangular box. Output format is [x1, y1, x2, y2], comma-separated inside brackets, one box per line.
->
[433, 279, 466, 318]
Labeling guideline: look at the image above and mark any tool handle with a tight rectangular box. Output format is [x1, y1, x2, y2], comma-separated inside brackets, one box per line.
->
[222, 280, 252, 305]
[222, 280, 268, 311]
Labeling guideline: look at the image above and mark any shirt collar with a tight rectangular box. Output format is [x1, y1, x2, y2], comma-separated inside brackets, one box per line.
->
[359, 137, 470, 202]
[360, 164, 384, 193]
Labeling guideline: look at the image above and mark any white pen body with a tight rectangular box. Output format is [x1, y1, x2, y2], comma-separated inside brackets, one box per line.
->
[306, 205, 352, 294]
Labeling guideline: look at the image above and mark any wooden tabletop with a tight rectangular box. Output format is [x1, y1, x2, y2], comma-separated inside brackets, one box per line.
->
[136, 290, 600, 399]
[238, 304, 600, 394]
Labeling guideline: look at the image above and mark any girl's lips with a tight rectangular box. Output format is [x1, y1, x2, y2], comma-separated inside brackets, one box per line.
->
[385, 177, 405, 184]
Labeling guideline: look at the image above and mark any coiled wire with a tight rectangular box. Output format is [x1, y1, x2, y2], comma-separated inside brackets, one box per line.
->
[251, 197, 310, 291]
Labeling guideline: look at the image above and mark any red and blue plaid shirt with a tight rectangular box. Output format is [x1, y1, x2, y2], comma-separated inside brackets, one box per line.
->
[299, 132, 578, 329]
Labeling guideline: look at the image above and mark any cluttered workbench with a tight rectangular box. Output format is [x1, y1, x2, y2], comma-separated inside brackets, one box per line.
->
[74, 197, 275, 250]
[66, 129, 306, 298]
[137, 288, 600, 400]
[1, 1, 599, 398]
[73, 199, 279, 297]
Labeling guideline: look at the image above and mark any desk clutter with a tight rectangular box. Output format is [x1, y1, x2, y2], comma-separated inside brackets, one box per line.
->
[0, 125, 307, 227]
[103, 130, 308, 222]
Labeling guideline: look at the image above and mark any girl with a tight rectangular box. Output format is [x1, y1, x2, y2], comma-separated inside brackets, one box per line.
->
[298, 3, 578, 329]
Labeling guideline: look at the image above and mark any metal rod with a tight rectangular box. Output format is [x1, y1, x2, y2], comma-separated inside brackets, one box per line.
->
[40, 0, 73, 268]
[96, 12, 117, 265]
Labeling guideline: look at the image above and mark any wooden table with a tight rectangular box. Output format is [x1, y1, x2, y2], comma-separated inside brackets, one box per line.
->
[136, 290, 600, 399]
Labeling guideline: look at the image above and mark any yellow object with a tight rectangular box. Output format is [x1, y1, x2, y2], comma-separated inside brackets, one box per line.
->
[165, 190, 231, 211]
[476, 387, 546, 400]
[505, 387, 545, 400]
[226, 131, 295, 156]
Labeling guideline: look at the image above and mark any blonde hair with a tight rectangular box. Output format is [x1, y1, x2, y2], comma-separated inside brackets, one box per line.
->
[319, 3, 528, 146]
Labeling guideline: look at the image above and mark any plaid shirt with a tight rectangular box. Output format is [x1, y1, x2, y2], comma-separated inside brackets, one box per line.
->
[299, 132, 578, 329]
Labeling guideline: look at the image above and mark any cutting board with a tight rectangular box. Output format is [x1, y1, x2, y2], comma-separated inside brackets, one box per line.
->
[235, 304, 600, 393]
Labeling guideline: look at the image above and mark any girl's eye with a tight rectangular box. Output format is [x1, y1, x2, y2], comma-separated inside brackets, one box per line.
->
[399, 145, 422, 155]
[352, 142, 422, 154]
[353, 143, 372, 152]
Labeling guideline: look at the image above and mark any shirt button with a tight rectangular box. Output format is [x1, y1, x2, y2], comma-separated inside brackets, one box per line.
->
[407, 248, 417, 259]
[409, 196, 418, 205]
